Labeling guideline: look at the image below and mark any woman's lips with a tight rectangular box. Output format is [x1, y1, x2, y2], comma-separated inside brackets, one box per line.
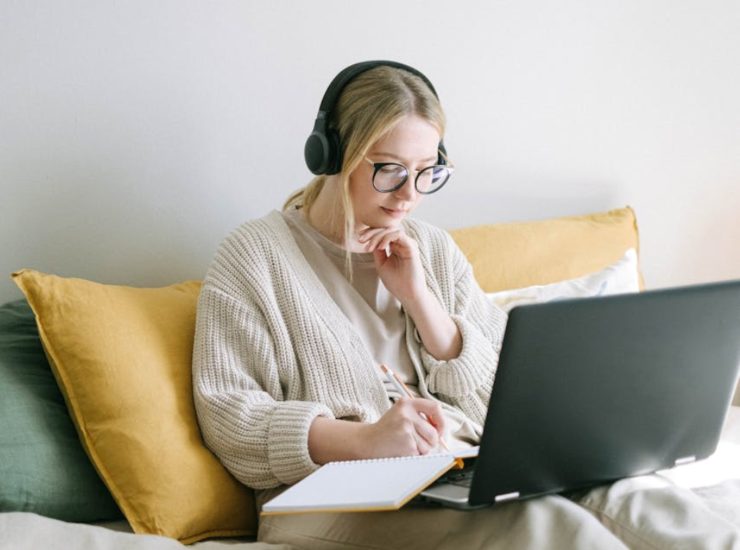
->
[381, 207, 407, 218]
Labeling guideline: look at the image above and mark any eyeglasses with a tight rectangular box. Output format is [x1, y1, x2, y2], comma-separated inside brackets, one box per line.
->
[364, 155, 454, 195]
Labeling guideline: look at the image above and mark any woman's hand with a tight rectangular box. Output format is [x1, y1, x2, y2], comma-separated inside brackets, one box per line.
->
[307, 399, 446, 465]
[358, 226, 426, 305]
[357, 224, 462, 360]
[360, 397, 446, 458]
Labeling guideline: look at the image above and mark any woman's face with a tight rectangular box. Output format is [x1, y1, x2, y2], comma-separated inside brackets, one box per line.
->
[348, 114, 441, 233]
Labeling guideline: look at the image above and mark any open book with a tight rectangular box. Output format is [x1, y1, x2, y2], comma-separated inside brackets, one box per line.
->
[261, 447, 478, 515]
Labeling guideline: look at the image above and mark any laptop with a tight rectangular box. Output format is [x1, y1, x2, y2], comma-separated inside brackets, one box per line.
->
[420, 279, 740, 509]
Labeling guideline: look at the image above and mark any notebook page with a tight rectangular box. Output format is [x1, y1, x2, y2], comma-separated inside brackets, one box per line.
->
[454, 446, 479, 459]
[262, 454, 456, 514]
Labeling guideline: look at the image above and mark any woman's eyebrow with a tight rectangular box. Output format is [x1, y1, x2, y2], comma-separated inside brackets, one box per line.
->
[371, 151, 438, 164]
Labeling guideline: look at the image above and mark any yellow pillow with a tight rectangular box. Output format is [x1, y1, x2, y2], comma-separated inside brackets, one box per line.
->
[450, 206, 643, 292]
[12, 270, 256, 544]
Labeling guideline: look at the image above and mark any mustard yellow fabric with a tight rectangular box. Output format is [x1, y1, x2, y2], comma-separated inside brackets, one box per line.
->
[450, 206, 642, 293]
[11, 270, 256, 544]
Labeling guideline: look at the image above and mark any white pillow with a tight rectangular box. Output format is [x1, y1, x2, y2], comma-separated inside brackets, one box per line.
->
[487, 248, 640, 313]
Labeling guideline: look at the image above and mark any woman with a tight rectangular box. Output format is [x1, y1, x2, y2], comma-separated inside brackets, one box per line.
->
[192, 61, 729, 549]
[193, 61, 508, 489]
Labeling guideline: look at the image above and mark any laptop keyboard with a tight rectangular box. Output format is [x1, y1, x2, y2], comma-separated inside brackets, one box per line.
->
[444, 467, 475, 487]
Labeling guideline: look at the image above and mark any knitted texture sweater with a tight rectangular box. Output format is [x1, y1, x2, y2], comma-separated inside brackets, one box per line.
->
[192, 210, 508, 490]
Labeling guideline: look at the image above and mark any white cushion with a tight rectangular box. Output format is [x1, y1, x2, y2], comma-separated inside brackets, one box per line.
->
[486, 248, 640, 313]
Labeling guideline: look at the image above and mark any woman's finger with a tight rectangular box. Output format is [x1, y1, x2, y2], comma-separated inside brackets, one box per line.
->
[375, 230, 403, 253]
[387, 233, 416, 258]
[359, 228, 390, 251]
[410, 398, 447, 437]
[413, 416, 440, 449]
[366, 229, 398, 252]
[358, 226, 386, 243]
[413, 432, 430, 456]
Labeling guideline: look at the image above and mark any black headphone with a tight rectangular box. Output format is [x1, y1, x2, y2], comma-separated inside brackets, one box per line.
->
[304, 60, 447, 176]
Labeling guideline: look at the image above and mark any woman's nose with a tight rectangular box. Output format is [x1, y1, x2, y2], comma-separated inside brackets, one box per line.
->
[394, 176, 418, 201]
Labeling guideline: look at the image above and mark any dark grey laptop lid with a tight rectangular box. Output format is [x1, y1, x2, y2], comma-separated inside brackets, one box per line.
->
[469, 279, 740, 506]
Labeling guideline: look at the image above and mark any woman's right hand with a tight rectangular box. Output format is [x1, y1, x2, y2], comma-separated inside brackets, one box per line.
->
[360, 398, 446, 458]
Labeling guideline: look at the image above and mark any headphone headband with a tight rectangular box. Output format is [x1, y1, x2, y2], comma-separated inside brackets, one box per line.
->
[316, 60, 440, 119]
[304, 60, 446, 175]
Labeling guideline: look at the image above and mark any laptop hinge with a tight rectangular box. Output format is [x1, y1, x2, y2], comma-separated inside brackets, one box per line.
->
[674, 455, 696, 466]
[494, 491, 520, 503]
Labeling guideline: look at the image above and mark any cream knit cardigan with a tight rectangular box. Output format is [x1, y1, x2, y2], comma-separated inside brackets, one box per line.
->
[192, 210, 507, 490]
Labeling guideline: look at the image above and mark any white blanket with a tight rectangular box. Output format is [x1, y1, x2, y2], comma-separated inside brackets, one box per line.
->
[2, 408, 739, 550]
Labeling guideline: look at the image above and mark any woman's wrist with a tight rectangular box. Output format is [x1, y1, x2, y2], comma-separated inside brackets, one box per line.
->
[308, 416, 371, 465]
[399, 286, 434, 318]
[402, 289, 462, 361]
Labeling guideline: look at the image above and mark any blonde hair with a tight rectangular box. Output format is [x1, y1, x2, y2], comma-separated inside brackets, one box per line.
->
[283, 65, 446, 248]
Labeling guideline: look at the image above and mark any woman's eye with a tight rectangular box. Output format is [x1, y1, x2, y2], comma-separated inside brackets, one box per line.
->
[378, 165, 405, 176]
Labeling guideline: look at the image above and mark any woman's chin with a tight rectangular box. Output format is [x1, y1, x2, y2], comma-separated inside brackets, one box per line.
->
[357, 215, 403, 231]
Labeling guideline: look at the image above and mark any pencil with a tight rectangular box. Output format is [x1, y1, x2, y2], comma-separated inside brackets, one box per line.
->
[379, 363, 452, 453]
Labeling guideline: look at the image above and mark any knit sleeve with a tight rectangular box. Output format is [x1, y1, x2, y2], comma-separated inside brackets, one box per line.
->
[192, 282, 334, 490]
[418, 230, 508, 425]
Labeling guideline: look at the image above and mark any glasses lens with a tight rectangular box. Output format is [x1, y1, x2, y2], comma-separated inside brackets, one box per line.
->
[373, 163, 408, 192]
[416, 165, 451, 194]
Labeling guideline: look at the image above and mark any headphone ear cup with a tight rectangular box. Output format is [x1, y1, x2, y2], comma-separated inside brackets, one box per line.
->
[325, 128, 342, 175]
[304, 130, 331, 175]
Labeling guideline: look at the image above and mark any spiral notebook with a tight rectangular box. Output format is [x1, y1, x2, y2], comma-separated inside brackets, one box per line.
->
[261, 448, 477, 515]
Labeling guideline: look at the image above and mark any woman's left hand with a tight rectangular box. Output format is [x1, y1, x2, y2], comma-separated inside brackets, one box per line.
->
[358, 226, 427, 305]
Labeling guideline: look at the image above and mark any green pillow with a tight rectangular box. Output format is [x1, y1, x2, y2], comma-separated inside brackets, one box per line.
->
[0, 299, 121, 521]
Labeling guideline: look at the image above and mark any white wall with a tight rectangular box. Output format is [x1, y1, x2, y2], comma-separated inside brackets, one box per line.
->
[1, 0, 739, 304]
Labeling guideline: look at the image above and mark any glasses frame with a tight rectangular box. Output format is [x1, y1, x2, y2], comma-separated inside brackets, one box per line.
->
[363, 153, 454, 195]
